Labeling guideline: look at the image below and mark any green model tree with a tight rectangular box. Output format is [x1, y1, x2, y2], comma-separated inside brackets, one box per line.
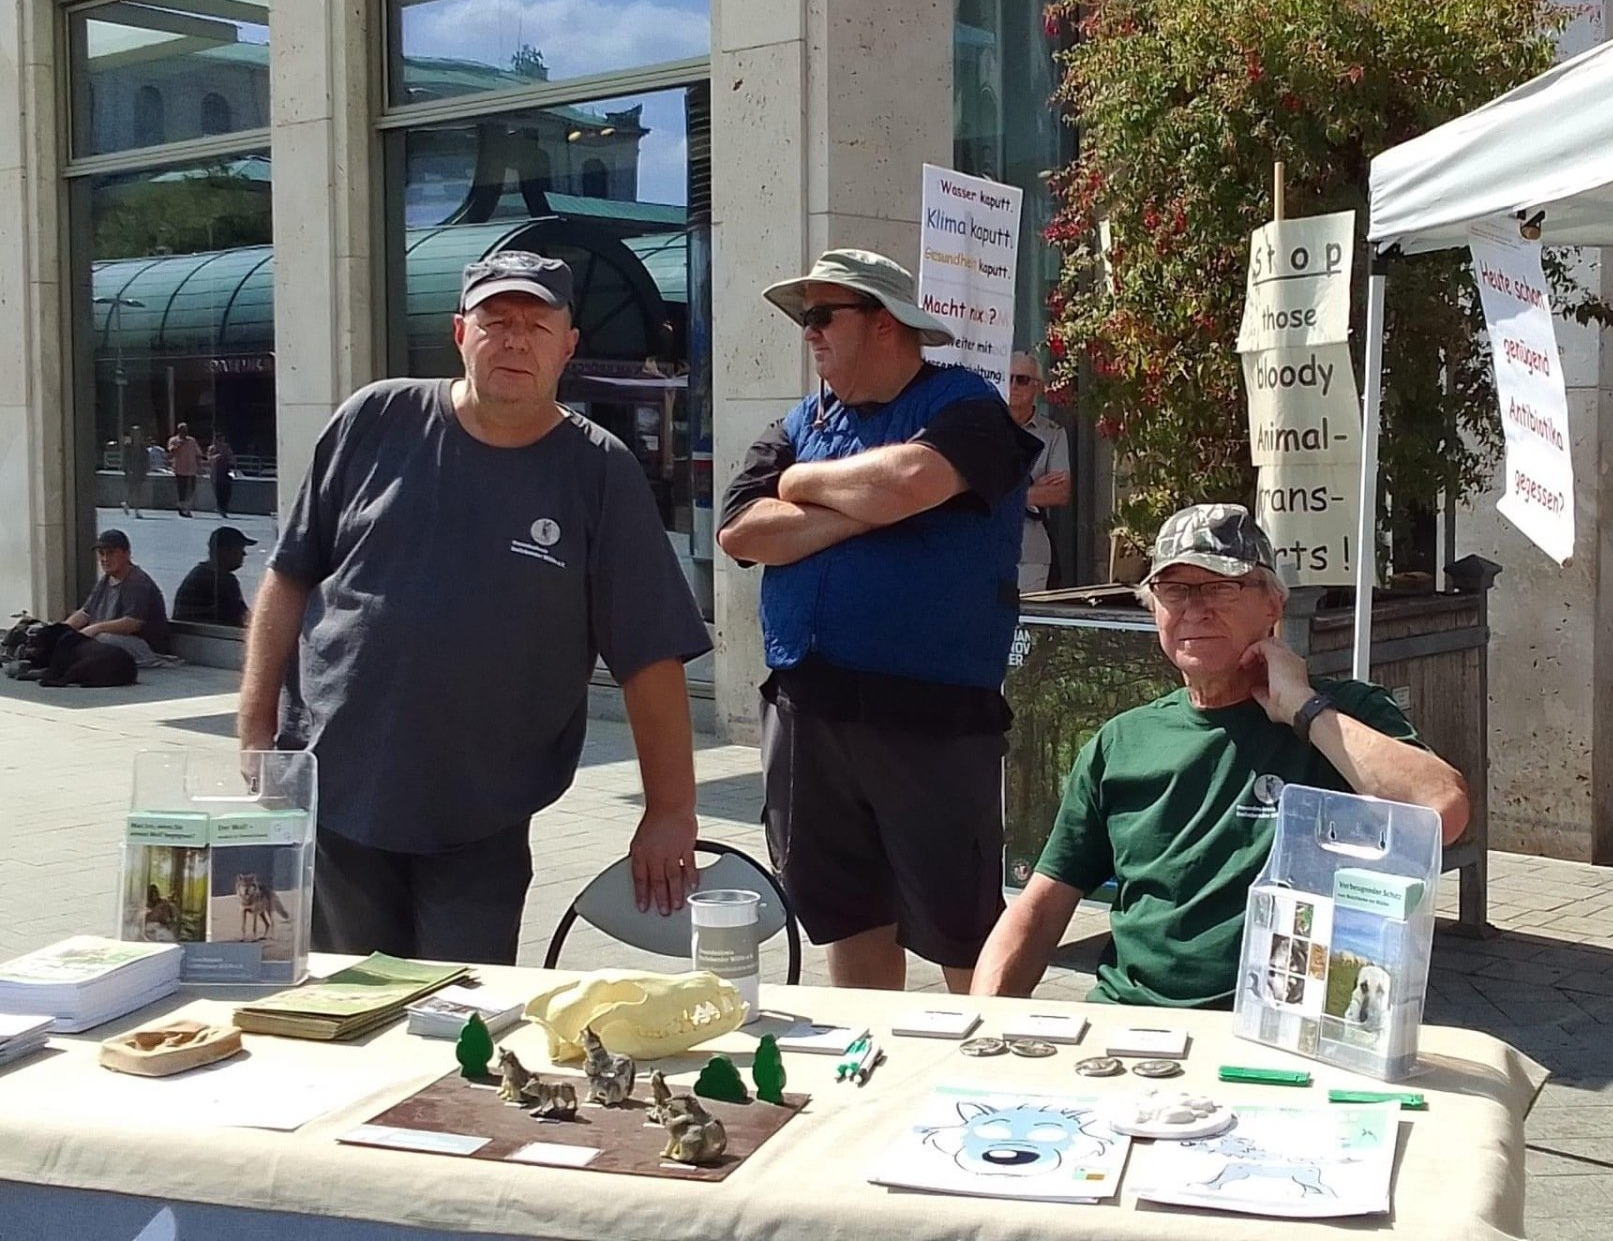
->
[752, 1034, 787, 1104]
[455, 1013, 494, 1079]
[694, 1055, 750, 1103]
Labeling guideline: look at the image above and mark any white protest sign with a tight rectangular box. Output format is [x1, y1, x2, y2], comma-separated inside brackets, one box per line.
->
[1255, 462, 1360, 580]
[1237, 211, 1355, 353]
[1243, 343, 1362, 468]
[1468, 220, 1575, 565]
[918, 164, 1023, 396]
[1237, 211, 1362, 586]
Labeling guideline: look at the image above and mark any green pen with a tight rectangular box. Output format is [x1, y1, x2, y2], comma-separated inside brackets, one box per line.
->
[1328, 1088, 1427, 1110]
[1218, 1065, 1312, 1086]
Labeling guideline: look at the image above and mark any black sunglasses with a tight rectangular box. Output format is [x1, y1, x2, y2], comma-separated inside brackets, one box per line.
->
[800, 302, 874, 330]
[1010, 374, 1039, 386]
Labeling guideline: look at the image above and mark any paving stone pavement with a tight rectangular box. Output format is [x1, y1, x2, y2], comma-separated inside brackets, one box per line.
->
[4, 664, 1613, 1238]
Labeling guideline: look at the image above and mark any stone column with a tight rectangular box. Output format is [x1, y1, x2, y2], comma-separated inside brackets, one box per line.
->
[709, 0, 953, 742]
[0, 0, 70, 618]
[269, 0, 377, 512]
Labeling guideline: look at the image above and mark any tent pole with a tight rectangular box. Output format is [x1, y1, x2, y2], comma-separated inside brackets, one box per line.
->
[1352, 256, 1389, 679]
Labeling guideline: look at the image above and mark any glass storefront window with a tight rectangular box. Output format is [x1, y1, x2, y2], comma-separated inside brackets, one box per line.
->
[385, 85, 713, 618]
[67, 3, 270, 158]
[76, 154, 275, 620]
[954, 0, 1086, 583]
[386, 0, 709, 107]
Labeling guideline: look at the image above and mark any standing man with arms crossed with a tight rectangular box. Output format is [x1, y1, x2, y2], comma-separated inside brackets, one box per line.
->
[718, 249, 1041, 993]
[1006, 351, 1070, 592]
[239, 251, 712, 965]
[167, 422, 202, 518]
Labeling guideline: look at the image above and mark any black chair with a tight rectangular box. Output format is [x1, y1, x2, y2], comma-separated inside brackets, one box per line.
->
[543, 840, 802, 984]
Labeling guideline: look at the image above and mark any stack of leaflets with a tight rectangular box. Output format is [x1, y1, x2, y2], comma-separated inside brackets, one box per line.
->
[0, 937, 181, 1032]
[405, 984, 523, 1039]
[233, 954, 469, 1041]
[0, 1015, 53, 1067]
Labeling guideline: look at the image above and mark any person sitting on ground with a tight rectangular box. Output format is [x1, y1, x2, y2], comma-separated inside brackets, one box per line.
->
[63, 528, 173, 664]
[174, 525, 256, 627]
[971, 503, 1470, 1008]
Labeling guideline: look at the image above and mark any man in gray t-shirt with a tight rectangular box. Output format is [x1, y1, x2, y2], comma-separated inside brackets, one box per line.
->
[64, 528, 171, 659]
[1008, 351, 1070, 592]
[240, 252, 712, 965]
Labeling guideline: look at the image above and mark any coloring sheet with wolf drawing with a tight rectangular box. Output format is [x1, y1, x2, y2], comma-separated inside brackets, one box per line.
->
[1134, 1103, 1397, 1218]
[868, 1086, 1130, 1202]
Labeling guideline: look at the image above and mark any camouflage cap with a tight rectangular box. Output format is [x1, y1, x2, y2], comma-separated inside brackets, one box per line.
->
[1145, 503, 1276, 582]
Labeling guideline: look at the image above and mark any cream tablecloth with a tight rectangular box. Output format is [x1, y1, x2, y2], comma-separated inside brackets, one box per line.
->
[0, 961, 1544, 1240]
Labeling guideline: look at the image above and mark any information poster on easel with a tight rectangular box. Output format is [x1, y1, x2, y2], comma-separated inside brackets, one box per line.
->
[1237, 209, 1362, 586]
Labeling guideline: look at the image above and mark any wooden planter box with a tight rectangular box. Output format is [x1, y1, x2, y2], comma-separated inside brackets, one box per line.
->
[1005, 568, 1494, 933]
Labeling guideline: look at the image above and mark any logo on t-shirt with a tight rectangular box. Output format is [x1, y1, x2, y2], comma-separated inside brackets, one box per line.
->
[530, 518, 561, 547]
[510, 517, 566, 569]
[1237, 773, 1286, 819]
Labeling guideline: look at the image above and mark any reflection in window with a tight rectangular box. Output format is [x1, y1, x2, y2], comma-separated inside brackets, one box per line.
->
[135, 86, 167, 145]
[200, 92, 233, 135]
[78, 156, 275, 614]
[387, 0, 710, 107]
[69, 3, 270, 158]
[388, 86, 714, 617]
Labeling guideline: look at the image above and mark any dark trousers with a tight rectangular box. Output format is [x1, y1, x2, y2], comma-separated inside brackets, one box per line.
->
[175, 473, 197, 512]
[214, 475, 233, 517]
[310, 821, 534, 965]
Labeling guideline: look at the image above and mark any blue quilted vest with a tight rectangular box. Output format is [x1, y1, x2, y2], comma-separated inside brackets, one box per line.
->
[760, 365, 1026, 688]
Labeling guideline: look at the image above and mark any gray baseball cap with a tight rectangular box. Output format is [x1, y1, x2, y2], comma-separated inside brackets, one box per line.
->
[762, 248, 955, 347]
[1145, 503, 1276, 582]
[460, 251, 573, 313]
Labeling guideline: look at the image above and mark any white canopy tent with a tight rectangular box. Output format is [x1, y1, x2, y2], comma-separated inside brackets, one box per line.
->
[1353, 40, 1613, 676]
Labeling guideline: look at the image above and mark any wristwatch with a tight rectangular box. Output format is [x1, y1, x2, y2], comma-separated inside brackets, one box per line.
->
[1291, 692, 1335, 744]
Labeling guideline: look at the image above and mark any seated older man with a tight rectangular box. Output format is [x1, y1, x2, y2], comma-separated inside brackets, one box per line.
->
[971, 503, 1469, 1008]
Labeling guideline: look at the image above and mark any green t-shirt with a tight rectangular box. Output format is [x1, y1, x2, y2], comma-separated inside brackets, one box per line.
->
[1035, 679, 1422, 1009]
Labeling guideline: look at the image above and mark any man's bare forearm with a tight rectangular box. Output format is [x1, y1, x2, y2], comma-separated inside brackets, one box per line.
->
[777, 444, 963, 526]
[716, 499, 873, 566]
[620, 659, 697, 816]
[83, 616, 142, 637]
[238, 569, 312, 749]
[971, 876, 1082, 998]
[1027, 479, 1070, 508]
[1311, 711, 1471, 844]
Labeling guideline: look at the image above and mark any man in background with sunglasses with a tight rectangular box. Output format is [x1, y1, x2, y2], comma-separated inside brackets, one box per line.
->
[718, 248, 1041, 993]
[971, 502, 1469, 1007]
[1006, 351, 1070, 592]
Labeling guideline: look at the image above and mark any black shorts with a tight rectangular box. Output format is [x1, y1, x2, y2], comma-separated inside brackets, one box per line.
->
[760, 701, 1006, 969]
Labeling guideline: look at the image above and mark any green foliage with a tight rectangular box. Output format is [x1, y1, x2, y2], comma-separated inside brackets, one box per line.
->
[1004, 623, 1178, 878]
[752, 1034, 786, 1104]
[1040, 0, 1611, 550]
[94, 167, 272, 261]
[455, 1013, 494, 1079]
[694, 1055, 750, 1103]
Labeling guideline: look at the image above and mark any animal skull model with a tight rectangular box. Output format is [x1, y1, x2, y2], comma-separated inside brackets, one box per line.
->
[523, 970, 748, 1063]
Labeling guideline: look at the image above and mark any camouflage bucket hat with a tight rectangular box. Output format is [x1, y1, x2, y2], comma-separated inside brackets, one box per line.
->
[1145, 503, 1276, 583]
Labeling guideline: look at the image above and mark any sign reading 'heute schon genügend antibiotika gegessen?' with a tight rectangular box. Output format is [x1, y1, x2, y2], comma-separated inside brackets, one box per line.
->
[1468, 219, 1575, 566]
[1236, 211, 1362, 587]
[917, 164, 1023, 398]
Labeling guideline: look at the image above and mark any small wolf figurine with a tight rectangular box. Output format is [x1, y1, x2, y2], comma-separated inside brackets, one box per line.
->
[234, 873, 288, 941]
[579, 1024, 636, 1106]
[496, 1047, 537, 1103]
[648, 1070, 727, 1164]
[523, 1080, 579, 1120]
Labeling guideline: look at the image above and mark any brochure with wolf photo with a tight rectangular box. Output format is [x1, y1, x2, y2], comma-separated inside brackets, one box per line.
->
[868, 1085, 1131, 1203]
[184, 844, 307, 984]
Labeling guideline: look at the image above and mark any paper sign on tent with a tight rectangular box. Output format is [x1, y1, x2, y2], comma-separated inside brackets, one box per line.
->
[1468, 219, 1575, 565]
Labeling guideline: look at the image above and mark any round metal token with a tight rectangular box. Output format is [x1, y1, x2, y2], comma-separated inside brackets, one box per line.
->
[1007, 1038, 1057, 1058]
[1133, 1059, 1184, 1079]
[959, 1037, 1008, 1057]
[1074, 1056, 1125, 1078]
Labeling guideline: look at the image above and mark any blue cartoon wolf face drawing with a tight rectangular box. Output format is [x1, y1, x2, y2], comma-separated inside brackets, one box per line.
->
[920, 1100, 1113, 1177]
